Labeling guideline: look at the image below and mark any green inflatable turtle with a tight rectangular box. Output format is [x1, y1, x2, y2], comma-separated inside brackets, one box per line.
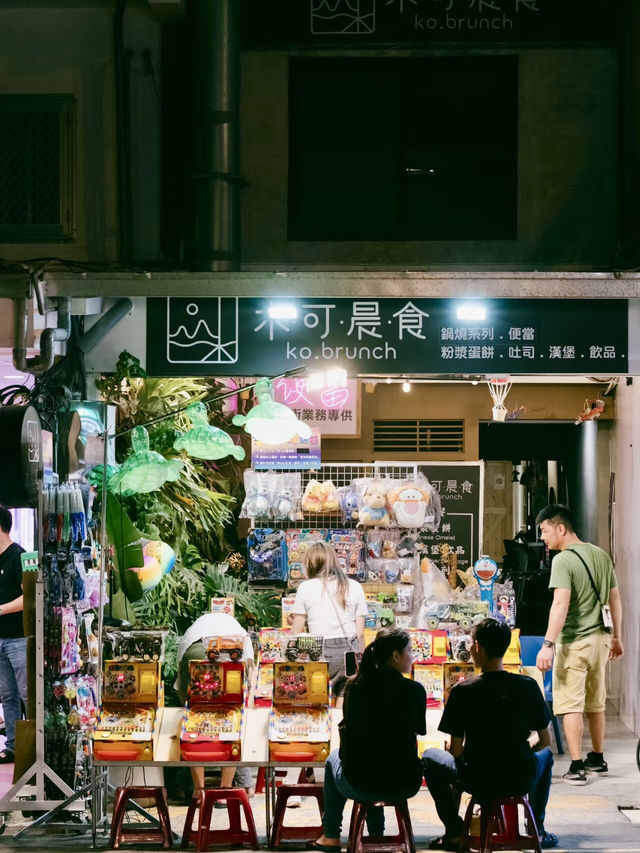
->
[233, 378, 311, 444]
[174, 402, 245, 461]
[109, 426, 184, 493]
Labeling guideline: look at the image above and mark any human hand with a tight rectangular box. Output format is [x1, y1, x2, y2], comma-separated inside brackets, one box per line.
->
[609, 637, 624, 661]
[536, 645, 554, 672]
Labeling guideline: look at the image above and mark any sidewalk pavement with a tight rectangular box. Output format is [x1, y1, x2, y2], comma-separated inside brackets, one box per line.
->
[0, 713, 638, 851]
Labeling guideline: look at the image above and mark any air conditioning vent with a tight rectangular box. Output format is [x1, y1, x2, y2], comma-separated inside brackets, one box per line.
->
[373, 419, 464, 454]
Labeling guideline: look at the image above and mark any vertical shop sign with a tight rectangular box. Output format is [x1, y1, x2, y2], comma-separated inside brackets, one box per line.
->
[418, 462, 483, 580]
[273, 377, 360, 437]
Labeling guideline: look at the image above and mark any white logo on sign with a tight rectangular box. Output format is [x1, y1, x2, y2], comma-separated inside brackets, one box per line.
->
[311, 0, 376, 35]
[167, 298, 239, 364]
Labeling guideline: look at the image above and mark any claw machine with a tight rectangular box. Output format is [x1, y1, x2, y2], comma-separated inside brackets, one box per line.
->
[268, 636, 330, 763]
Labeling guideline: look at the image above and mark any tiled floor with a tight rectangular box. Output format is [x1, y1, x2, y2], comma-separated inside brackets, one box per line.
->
[0, 713, 639, 851]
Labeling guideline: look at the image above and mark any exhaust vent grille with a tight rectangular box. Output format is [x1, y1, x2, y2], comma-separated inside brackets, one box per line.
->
[373, 419, 464, 454]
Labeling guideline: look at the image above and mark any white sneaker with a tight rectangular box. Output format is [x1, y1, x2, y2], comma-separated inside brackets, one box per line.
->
[286, 795, 303, 808]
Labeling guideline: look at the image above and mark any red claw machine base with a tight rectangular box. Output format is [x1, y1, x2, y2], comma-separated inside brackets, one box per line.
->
[180, 659, 244, 762]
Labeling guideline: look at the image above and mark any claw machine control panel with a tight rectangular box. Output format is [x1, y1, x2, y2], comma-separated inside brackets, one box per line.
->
[180, 660, 245, 761]
[268, 659, 330, 763]
[93, 660, 164, 761]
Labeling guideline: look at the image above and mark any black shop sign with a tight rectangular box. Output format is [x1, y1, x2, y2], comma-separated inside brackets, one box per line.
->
[241, 0, 616, 48]
[146, 297, 628, 377]
[419, 462, 482, 577]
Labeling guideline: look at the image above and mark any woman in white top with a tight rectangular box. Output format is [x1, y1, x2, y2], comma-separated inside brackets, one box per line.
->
[290, 541, 367, 700]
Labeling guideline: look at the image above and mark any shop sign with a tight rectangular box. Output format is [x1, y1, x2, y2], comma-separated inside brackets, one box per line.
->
[252, 428, 322, 470]
[418, 462, 483, 578]
[241, 0, 616, 48]
[273, 377, 360, 437]
[146, 297, 628, 377]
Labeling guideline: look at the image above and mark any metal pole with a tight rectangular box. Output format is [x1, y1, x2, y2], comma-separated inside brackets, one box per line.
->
[188, 0, 241, 271]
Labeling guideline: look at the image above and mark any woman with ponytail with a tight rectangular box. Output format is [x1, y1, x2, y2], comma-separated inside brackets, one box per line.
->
[308, 628, 426, 852]
[290, 541, 367, 700]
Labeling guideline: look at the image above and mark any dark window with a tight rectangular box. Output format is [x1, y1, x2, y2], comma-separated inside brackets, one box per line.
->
[0, 95, 73, 242]
[374, 419, 465, 454]
[288, 57, 517, 241]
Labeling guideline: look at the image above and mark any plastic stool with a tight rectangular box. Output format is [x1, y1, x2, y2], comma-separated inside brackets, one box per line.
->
[348, 800, 415, 853]
[459, 794, 542, 853]
[182, 788, 259, 851]
[269, 783, 324, 848]
[110, 785, 172, 849]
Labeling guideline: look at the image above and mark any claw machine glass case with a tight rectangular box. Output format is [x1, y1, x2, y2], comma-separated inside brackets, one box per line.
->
[92, 661, 164, 761]
[268, 659, 330, 763]
[180, 660, 245, 761]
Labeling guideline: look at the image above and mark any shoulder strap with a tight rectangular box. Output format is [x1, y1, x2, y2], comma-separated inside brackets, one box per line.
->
[566, 548, 604, 607]
[326, 583, 358, 650]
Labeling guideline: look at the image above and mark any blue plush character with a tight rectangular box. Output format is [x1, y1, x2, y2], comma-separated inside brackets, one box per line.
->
[340, 487, 360, 522]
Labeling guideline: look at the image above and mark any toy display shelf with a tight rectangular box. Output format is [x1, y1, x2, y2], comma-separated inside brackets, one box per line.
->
[250, 461, 419, 529]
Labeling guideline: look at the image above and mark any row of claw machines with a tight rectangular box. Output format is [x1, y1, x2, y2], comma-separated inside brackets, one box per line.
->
[91, 628, 332, 765]
[91, 626, 522, 766]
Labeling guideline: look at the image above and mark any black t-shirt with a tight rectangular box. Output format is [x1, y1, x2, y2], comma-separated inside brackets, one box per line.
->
[340, 668, 426, 795]
[439, 671, 551, 795]
[0, 543, 24, 639]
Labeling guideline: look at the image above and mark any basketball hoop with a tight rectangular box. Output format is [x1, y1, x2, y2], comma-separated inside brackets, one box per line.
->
[486, 375, 512, 422]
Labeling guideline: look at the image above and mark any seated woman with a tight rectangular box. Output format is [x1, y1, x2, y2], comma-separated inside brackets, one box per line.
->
[309, 628, 426, 852]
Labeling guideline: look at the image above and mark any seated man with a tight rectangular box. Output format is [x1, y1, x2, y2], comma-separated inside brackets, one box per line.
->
[422, 618, 558, 851]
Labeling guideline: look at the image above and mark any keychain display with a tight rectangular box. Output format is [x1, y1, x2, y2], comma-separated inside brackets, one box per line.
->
[286, 529, 326, 587]
[328, 529, 366, 582]
[247, 528, 288, 584]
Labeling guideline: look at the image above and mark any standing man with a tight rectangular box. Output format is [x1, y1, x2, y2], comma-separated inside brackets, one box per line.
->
[536, 504, 623, 785]
[0, 505, 27, 764]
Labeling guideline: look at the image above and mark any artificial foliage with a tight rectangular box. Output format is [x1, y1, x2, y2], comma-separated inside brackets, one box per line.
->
[96, 353, 261, 685]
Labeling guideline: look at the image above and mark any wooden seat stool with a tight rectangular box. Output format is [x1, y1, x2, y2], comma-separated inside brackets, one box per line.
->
[269, 783, 324, 849]
[459, 794, 542, 853]
[110, 785, 173, 849]
[348, 800, 415, 853]
[182, 788, 259, 851]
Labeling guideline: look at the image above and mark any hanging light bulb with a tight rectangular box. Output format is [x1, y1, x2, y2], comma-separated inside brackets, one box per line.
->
[174, 402, 245, 461]
[232, 378, 312, 445]
[109, 426, 184, 494]
[402, 380, 411, 393]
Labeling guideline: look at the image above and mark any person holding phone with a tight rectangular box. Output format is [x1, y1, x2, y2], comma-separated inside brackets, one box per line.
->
[308, 628, 426, 851]
[290, 541, 367, 701]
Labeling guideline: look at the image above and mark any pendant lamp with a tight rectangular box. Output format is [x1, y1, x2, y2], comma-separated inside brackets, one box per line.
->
[109, 426, 184, 493]
[174, 402, 245, 461]
[232, 378, 312, 444]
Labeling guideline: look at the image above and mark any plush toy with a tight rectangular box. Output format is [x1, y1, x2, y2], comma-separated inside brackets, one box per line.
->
[358, 484, 390, 527]
[301, 479, 324, 513]
[274, 487, 293, 521]
[320, 480, 340, 513]
[388, 482, 431, 528]
[339, 487, 360, 522]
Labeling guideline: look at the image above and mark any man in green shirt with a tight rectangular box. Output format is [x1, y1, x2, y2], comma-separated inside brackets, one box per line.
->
[535, 504, 623, 786]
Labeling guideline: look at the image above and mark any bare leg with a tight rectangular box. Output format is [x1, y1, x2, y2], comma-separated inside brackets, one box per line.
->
[220, 766, 235, 787]
[586, 711, 606, 754]
[562, 713, 584, 761]
[191, 766, 205, 791]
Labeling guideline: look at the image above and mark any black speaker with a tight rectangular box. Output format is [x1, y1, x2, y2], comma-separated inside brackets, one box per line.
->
[0, 406, 42, 508]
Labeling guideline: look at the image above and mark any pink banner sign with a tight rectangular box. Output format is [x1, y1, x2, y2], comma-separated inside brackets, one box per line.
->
[273, 377, 360, 437]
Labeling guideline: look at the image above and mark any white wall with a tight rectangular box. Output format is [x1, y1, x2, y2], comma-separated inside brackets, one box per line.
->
[610, 379, 640, 733]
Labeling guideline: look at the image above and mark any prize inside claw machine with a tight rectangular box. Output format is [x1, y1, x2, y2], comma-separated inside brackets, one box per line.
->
[181, 660, 244, 761]
[92, 660, 164, 761]
[268, 654, 330, 763]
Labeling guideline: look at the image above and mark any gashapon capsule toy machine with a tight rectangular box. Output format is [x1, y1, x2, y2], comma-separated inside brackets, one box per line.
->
[93, 657, 164, 761]
[180, 636, 246, 761]
[269, 636, 330, 763]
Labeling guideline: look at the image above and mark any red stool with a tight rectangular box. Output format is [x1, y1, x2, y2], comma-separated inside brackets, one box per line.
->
[459, 794, 542, 853]
[182, 788, 259, 851]
[257, 766, 312, 794]
[110, 786, 172, 849]
[348, 800, 415, 853]
[269, 783, 324, 848]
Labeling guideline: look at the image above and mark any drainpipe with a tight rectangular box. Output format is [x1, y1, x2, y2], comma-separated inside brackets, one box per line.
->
[13, 297, 72, 378]
[76, 298, 134, 354]
[188, 0, 241, 271]
[114, 0, 134, 264]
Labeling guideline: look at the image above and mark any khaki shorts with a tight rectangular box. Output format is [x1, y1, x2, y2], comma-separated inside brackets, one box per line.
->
[553, 631, 611, 715]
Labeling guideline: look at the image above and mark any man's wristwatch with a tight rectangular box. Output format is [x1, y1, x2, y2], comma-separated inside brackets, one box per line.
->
[543, 639, 555, 649]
